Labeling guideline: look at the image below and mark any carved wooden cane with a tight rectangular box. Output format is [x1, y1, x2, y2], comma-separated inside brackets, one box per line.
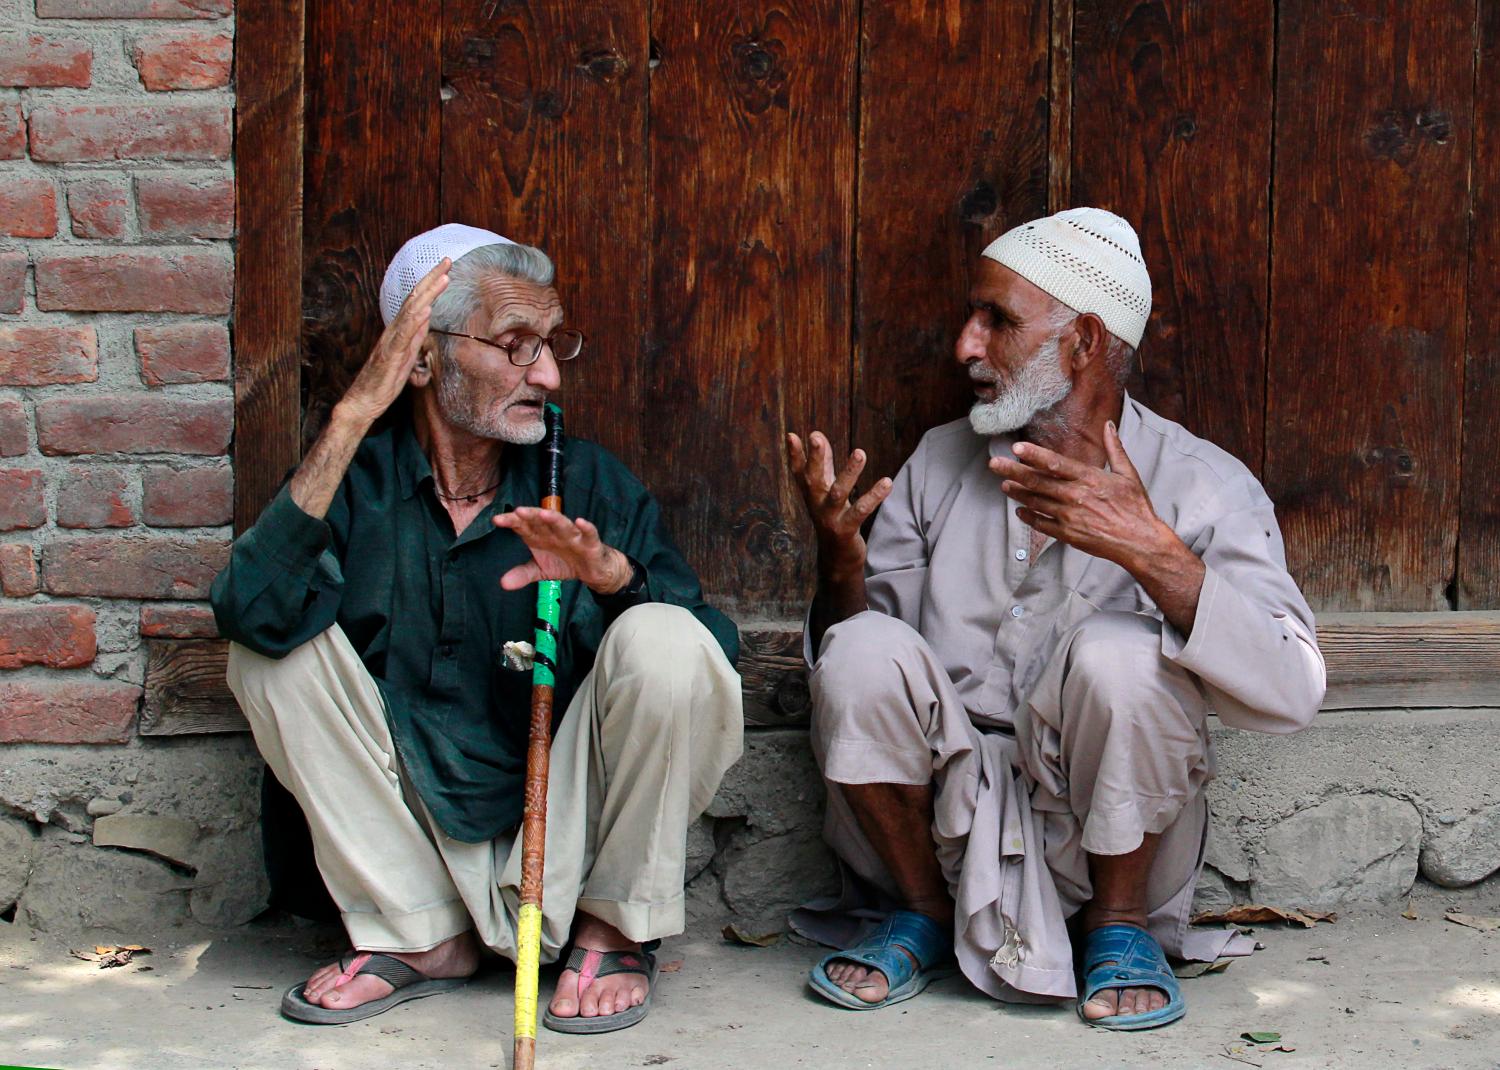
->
[514, 402, 564, 1070]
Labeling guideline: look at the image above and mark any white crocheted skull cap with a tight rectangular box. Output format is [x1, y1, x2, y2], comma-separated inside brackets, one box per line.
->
[379, 223, 516, 326]
[980, 208, 1152, 349]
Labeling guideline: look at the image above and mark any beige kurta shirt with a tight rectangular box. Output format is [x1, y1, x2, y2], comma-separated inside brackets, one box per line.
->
[861, 394, 1325, 734]
[796, 395, 1327, 999]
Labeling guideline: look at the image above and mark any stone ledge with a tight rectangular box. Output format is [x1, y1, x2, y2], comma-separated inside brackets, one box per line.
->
[4, 708, 1498, 935]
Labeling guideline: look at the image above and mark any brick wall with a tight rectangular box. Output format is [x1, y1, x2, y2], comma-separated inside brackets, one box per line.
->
[0, 0, 234, 745]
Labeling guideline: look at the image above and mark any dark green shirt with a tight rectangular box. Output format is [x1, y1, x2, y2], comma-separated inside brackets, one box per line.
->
[211, 418, 739, 842]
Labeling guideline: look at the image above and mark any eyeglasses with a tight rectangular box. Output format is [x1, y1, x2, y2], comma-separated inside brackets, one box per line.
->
[429, 327, 586, 367]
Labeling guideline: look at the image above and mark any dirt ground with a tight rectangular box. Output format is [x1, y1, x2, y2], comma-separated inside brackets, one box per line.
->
[2, 884, 1498, 1070]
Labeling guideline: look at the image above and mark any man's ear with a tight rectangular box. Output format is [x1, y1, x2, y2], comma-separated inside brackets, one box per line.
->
[409, 336, 438, 388]
[1068, 312, 1108, 374]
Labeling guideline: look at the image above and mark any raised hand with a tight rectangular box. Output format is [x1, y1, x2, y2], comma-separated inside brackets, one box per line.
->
[988, 420, 1205, 636]
[786, 431, 892, 578]
[339, 258, 452, 426]
[493, 508, 633, 595]
[987, 420, 1167, 568]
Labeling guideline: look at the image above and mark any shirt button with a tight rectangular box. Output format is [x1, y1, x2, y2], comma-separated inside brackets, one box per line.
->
[1010, 605, 1024, 619]
[1015, 548, 1028, 561]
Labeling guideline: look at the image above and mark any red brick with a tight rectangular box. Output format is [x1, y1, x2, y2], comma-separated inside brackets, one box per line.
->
[0, 325, 97, 386]
[35, 249, 231, 313]
[0, 251, 24, 314]
[36, 395, 231, 456]
[135, 174, 232, 239]
[139, 602, 217, 638]
[0, 399, 25, 456]
[0, 176, 57, 238]
[0, 543, 38, 596]
[0, 603, 95, 669]
[0, 470, 44, 531]
[0, 679, 140, 744]
[56, 466, 133, 528]
[67, 176, 129, 239]
[142, 464, 229, 527]
[42, 534, 228, 599]
[28, 104, 230, 162]
[0, 96, 23, 160]
[38, 0, 231, 17]
[135, 322, 228, 385]
[132, 31, 230, 91]
[0, 33, 91, 88]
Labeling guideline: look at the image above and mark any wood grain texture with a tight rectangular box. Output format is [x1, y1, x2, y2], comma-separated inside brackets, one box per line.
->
[139, 639, 245, 736]
[1265, 0, 1474, 610]
[1318, 611, 1500, 709]
[854, 1, 1051, 492]
[1070, 0, 1273, 473]
[233, 0, 304, 532]
[301, 0, 441, 443]
[1458, 1, 1500, 607]
[647, 1, 857, 618]
[440, 0, 649, 472]
[1049, 0, 1075, 212]
[132, 614, 1500, 734]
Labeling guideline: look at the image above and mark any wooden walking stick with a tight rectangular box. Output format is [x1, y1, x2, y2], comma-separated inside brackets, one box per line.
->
[514, 402, 565, 1070]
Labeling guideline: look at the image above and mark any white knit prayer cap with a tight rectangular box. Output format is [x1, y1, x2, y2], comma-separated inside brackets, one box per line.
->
[980, 208, 1152, 349]
[379, 223, 516, 326]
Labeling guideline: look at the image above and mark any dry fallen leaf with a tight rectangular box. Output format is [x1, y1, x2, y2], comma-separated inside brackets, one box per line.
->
[1192, 905, 1336, 929]
[1401, 898, 1418, 921]
[1444, 912, 1500, 932]
[658, 959, 684, 973]
[721, 923, 781, 947]
[1174, 958, 1233, 978]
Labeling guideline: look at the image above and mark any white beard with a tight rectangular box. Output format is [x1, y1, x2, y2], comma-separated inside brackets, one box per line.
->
[436, 360, 547, 445]
[967, 333, 1073, 436]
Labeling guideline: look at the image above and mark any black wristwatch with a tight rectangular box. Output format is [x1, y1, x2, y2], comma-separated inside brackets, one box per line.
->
[594, 556, 647, 608]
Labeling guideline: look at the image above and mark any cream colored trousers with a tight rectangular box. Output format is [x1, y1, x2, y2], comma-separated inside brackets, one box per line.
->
[227, 603, 743, 962]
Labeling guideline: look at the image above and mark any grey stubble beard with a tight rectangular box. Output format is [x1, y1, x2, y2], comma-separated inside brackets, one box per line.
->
[967, 331, 1073, 438]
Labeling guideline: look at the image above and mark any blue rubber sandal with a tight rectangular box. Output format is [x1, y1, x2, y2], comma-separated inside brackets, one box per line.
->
[1076, 924, 1185, 1030]
[808, 910, 956, 1011]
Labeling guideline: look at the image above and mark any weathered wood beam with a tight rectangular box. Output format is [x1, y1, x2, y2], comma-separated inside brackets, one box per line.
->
[140, 639, 245, 736]
[139, 613, 1500, 735]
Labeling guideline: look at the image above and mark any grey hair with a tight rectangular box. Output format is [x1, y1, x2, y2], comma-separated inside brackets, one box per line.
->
[429, 241, 556, 343]
[1046, 299, 1136, 386]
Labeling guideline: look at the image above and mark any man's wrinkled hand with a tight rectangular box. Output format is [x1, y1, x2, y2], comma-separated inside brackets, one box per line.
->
[785, 431, 892, 577]
[988, 420, 1173, 571]
[338, 258, 451, 427]
[493, 507, 633, 595]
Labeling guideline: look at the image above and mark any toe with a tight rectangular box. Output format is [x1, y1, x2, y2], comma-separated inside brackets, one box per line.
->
[1081, 989, 1120, 1020]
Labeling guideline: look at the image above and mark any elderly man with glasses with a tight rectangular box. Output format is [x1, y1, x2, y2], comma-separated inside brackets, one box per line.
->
[212, 225, 743, 1030]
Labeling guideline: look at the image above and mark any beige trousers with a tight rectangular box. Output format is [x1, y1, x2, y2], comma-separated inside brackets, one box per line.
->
[227, 603, 743, 962]
[807, 609, 1220, 1000]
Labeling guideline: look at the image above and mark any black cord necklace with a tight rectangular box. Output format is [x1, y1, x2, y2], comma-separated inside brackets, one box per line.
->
[434, 477, 502, 504]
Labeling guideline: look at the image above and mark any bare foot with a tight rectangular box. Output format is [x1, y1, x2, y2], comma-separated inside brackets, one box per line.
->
[822, 946, 918, 1004]
[300, 930, 480, 1011]
[1078, 918, 1168, 1021]
[547, 913, 650, 1020]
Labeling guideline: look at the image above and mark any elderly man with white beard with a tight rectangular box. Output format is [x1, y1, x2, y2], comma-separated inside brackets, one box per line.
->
[785, 208, 1325, 1029]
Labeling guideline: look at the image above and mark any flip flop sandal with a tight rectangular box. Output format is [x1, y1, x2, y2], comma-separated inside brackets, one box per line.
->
[542, 941, 660, 1035]
[280, 951, 470, 1025]
[1076, 923, 1186, 1031]
[808, 910, 957, 1011]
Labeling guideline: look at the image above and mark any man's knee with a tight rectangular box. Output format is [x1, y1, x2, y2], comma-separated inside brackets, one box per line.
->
[1059, 611, 1202, 730]
[596, 604, 735, 730]
[598, 603, 722, 679]
[811, 611, 928, 733]
[225, 628, 343, 724]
